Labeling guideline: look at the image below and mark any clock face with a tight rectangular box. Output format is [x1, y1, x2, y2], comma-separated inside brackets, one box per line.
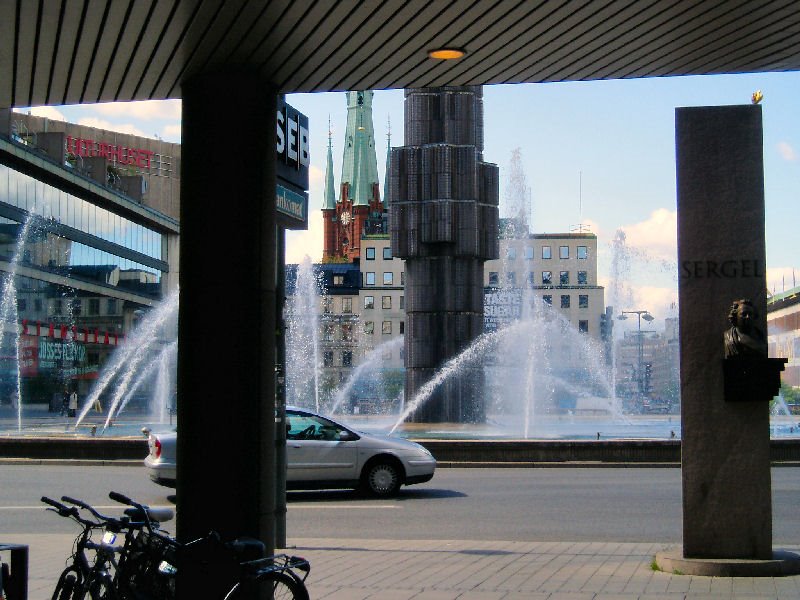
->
[340, 211, 351, 226]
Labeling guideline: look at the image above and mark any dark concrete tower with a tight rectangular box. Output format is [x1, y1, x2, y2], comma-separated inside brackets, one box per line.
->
[390, 87, 499, 422]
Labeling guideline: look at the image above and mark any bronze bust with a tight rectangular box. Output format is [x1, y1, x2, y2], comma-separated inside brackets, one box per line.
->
[723, 298, 767, 358]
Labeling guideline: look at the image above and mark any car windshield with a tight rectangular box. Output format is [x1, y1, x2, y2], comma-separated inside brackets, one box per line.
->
[286, 411, 353, 441]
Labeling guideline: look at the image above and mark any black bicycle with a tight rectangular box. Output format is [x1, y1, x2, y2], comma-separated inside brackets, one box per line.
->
[89, 492, 310, 600]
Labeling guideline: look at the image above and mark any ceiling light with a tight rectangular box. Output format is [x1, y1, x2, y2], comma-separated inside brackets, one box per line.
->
[428, 48, 466, 60]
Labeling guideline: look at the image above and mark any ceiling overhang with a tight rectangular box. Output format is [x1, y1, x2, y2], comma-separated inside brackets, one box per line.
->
[2, 0, 799, 108]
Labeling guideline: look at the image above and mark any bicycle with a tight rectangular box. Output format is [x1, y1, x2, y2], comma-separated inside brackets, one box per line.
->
[108, 492, 311, 600]
[42, 496, 127, 600]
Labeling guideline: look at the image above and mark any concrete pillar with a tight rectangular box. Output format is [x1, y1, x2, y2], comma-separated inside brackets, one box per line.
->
[177, 70, 277, 596]
[676, 105, 771, 559]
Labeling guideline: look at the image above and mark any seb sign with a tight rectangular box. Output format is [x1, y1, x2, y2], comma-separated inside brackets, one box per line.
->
[276, 100, 309, 230]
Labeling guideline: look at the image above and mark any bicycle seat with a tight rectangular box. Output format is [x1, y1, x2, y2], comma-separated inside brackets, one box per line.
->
[124, 506, 174, 523]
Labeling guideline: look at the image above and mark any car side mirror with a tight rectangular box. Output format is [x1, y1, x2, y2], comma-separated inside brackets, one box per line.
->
[338, 430, 357, 441]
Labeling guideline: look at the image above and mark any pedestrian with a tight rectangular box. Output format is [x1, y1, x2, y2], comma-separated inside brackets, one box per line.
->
[68, 389, 78, 418]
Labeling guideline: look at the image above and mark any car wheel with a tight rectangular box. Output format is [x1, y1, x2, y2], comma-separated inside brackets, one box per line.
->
[362, 460, 401, 497]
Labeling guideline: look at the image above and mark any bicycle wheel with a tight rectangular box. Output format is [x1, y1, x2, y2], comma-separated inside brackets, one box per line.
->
[51, 572, 77, 600]
[70, 575, 117, 600]
[234, 571, 308, 600]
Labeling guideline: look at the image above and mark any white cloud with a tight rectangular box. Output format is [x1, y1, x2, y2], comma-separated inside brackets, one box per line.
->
[92, 100, 181, 121]
[14, 106, 66, 121]
[76, 117, 148, 138]
[767, 266, 799, 295]
[162, 124, 181, 142]
[620, 208, 677, 262]
[777, 141, 798, 162]
[285, 212, 324, 264]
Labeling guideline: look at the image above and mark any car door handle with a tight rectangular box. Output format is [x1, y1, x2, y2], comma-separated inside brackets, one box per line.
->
[291, 444, 302, 448]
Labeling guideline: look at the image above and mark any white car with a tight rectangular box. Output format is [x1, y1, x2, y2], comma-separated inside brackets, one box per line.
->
[144, 406, 436, 497]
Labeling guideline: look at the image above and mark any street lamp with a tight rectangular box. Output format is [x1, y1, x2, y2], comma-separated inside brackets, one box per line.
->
[617, 310, 655, 396]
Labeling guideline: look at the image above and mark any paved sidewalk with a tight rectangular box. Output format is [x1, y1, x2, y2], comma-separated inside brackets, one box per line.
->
[8, 533, 800, 599]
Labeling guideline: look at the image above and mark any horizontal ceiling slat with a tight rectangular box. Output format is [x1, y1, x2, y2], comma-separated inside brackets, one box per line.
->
[367, 1, 493, 91]
[62, 0, 107, 105]
[242, 1, 317, 75]
[29, 0, 61, 105]
[425, 2, 594, 89]
[114, 0, 179, 101]
[153, 1, 229, 99]
[278, 2, 376, 92]
[513, 1, 665, 83]
[614, 0, 758, 79]
[693, 27, 800, 76]
[201, 1, 277, 68]
[13, 0, 39, 106]
[79, 0, 134, 104]
[99, 0, 157, 101]
[322, 1, 439, 91]
[679, 6, 800, 76]
[301, 1, 410, 92]
[46, 0, 82, 105]
[145, 1, 204, 100]
[272, 1, 360, 90]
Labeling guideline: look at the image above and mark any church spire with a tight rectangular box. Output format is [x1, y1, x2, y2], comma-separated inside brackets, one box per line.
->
[322, 117, 336, 210]
[341, 91, 379, 206]
[383, 115, 392, 208]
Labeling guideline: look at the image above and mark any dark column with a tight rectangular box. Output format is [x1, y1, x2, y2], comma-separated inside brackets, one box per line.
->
[177, 70, 277, 596]
[391, 87, 499, 423]
[676, 105, 771, 558]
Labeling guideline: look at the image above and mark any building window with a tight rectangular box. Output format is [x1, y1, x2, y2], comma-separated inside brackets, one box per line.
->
[323, 351, 333, 367]
[52, 299, 62, 315]
[489, 272, 499, 286]
[506, 272, 516, 286]
[542, 246, 552, 259]
[364, 295, 374, 309]
[342, 351, 352, 366]
[559, 246, 569, 259]
[323, 324, 334, 341]
[383, 247, 392, 260]
[578, 320, 589, 333]
[525, 246, 534, 260]
[364, 321, 374, 335]
[366, 247, 376, 260]
[342, 298, 352, 313]
[400, 272, 405, 285]
[71, 299, 82, 316]
[381, 272, 392, 285]
[400, 321, 405, 334]
[559, 271, 569, 285]
[88, 298, 100, 315]
[543, 295, 552, 305]
[579, 294, 589, 308]
[382, 321, 392, 334]
[577, 246, 588, 259]
[107, 299, 117, 314]
[561, 295, 570, 308]
[382, 296, 391, 309]
[526, 272, 535, 287]
[34, 298, 43, 312]
[365, 272, 375, 286]
[322, 297, 332, 313]
[542, 271, 552, 285]
[578, 271, 587, 285]
[342, 323, 353, 341]
[17, 299, 26, 311]
[400, 295, 404, 309]
[333, 275, 344, 286]
[506, 246, 516, 260]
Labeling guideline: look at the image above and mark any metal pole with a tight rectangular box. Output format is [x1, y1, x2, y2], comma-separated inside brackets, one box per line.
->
[275, 225, 287, 549]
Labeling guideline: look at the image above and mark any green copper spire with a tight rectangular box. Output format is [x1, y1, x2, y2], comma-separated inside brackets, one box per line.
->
[383, 116, 392, 208]
[341, 91, 379, 206]
[323, 119, 336, 210]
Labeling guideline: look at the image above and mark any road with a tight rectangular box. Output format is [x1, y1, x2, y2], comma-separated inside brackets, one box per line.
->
[2, 465, 799, 544]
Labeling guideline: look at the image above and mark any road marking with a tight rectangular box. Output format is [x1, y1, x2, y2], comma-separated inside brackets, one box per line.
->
[290, 504, 399, 509]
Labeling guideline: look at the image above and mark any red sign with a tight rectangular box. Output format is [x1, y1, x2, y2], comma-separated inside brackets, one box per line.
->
[66, 135, 154, 169]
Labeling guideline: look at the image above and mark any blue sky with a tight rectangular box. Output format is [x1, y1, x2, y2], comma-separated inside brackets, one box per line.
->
[22, 71, 800, 331]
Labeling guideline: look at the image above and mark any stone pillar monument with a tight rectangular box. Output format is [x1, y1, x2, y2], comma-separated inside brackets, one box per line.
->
[390, 87, 499, 423]
[661, 105, 795, 573]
